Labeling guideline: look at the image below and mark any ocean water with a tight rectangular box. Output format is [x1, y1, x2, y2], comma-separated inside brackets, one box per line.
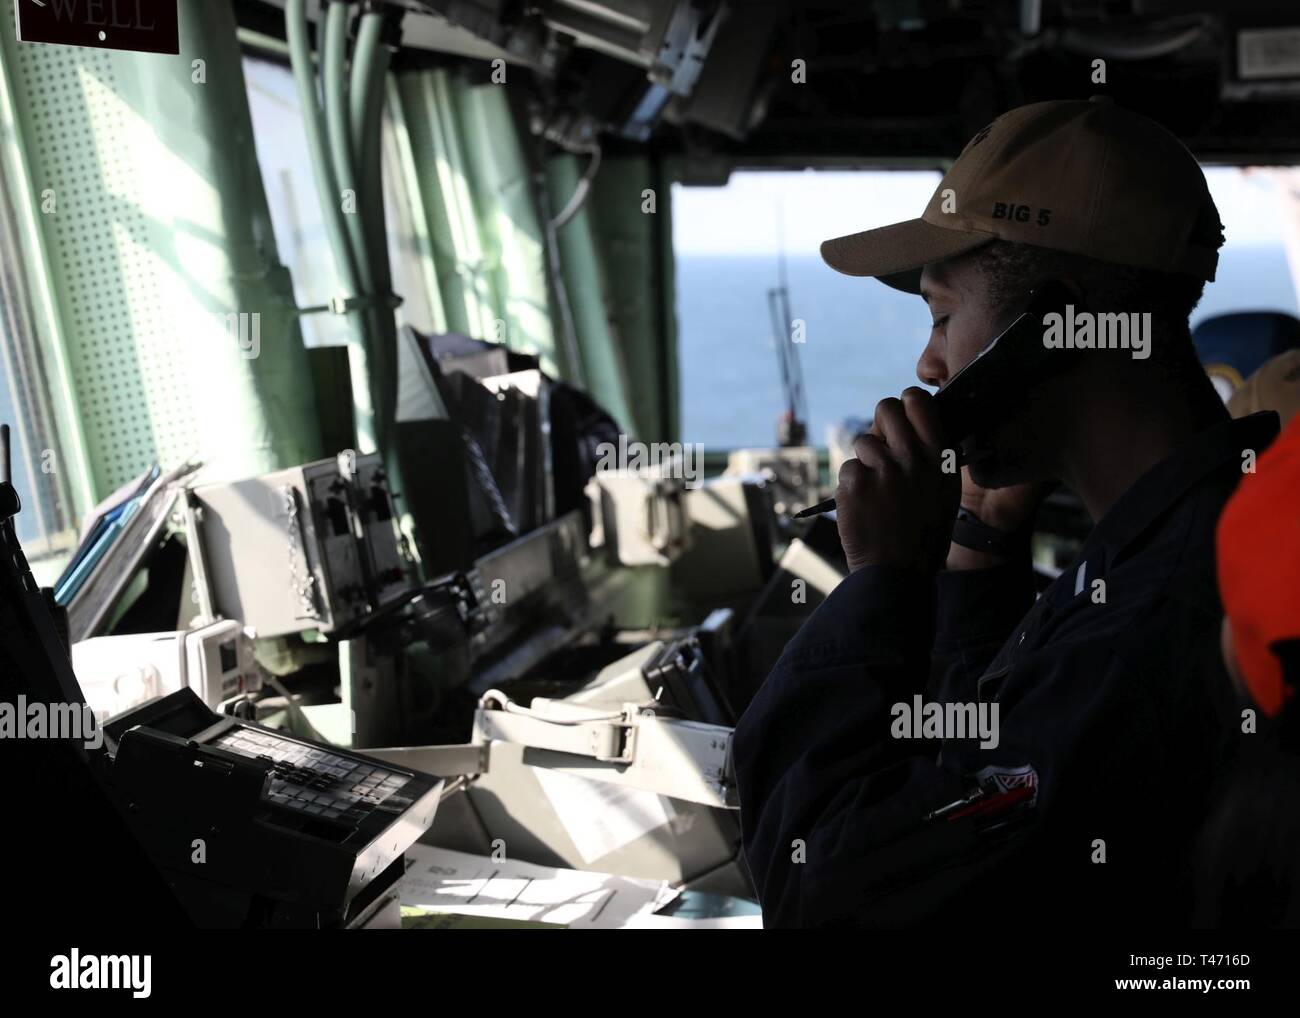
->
[676, 247, 1300, 450]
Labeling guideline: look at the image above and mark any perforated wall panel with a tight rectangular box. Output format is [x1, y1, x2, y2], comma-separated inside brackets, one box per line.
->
[10, 9, 200, 494]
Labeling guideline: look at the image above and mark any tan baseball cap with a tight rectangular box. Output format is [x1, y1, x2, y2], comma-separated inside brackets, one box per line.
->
[821, 97, 1222, 293]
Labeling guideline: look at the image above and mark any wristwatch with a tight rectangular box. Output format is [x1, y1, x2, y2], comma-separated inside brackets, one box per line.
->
[951, 506, 1031, 558]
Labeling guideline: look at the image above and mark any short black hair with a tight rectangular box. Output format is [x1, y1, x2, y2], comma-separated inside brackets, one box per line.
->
[974, 240, 1210, 338]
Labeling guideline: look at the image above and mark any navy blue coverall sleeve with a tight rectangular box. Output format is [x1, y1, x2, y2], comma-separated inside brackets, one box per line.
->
[733, 557, 1225, 927]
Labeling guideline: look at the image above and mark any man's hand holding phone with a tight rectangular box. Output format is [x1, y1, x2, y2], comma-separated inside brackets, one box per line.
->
[835, 387, 961, 573]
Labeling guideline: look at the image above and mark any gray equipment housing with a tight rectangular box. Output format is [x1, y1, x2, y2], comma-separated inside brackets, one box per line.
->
[189, 453, 410, 638]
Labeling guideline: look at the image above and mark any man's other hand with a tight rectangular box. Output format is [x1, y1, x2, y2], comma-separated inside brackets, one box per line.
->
[946, 471, 1054, 571]
[836, 387, 961, 573]
[958, 470, 1053, 534]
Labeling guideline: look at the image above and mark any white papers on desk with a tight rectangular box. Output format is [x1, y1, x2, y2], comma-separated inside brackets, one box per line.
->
[618, 913, 763, 929]
[400, 843, 679, 929]
[530, 766, 673, 863]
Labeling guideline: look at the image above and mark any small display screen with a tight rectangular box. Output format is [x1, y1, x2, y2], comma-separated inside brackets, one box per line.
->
[218, 639, 238, 674]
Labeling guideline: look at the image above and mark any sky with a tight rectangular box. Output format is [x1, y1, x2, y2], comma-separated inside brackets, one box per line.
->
[672, 167, 1295, 257]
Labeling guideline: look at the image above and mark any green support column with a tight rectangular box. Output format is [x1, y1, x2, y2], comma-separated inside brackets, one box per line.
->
[454, 82, 560, 377]
[174, 0, 325, 477]
[545, 153, 637, 433]
[396, 69, 496, 340]
[384, 75, 449, 335]
[588, 155, 680, 442]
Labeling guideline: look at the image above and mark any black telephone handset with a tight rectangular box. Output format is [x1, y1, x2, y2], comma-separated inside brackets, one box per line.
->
[790, 281, 1085, 519]
[935, 279, 1082, 455]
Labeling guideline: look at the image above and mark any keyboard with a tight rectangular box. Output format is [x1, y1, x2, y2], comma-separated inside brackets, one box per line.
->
[212, 727, 408, 822]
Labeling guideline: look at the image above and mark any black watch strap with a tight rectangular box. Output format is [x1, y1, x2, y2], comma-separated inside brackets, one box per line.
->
[952, 506, 1030, 558]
